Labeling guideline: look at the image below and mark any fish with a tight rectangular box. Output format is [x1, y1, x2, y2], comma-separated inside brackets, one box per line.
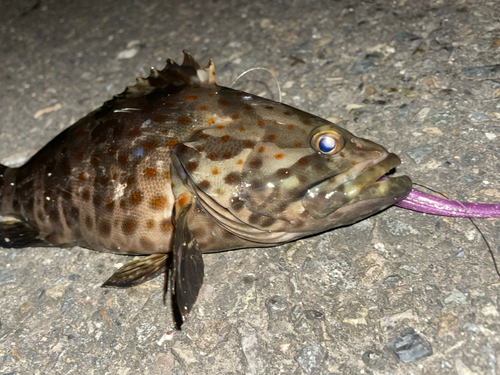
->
[0, 51, 412, 327]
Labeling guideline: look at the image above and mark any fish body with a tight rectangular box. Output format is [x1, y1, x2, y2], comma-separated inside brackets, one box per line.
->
[0, 51, 412, 326]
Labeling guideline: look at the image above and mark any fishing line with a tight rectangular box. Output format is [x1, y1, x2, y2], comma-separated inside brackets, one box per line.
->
[413, 182, 500, 278]
[231, 67, 282, 103]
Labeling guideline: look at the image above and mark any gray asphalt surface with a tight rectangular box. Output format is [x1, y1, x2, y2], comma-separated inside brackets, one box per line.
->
[1, 0, 499, 374]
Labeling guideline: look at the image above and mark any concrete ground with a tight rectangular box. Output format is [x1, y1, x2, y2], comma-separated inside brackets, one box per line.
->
[1, 0, 499, 374]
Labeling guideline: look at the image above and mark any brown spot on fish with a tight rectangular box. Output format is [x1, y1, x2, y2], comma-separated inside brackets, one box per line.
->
[236, 159, 243, 165]
[130, 191, 143, 205]
[48, 208, 59, 224]
[91, 155, 101, 167]
[152, 114, 167, 122]
[267, 134, 276, 141]
[122, 217, 138, 235]
[128, 128, 140, 137]
[97, 176, 110, 185]
[264, 105, 274, 110]
[93, 195, 102, 207]
[163, 171, 171, 180]
[222, 152, 232, 159]
[208, 153, 218, 161]
[160, 219, 172, 233]
[284, 111, 291, 116]
[143, 140, 159, 151]
[78, 173, 86, 181]
[200, 180, 211, 190]
[294, 142, 301, 148]
[298, 156, 309, 165]
[126, 176, 136, 186]
[150, 195, 167, 210]
[224, 172, 240, 185]
[185, 95, 198, 100]
[257, 120, 264, 126]
[258, 146, 265, 153]
[144, 168, 158, 179]
[118, 153, 129, 165]
[75, 152, 84, 160]
[140, 237, 154, 251]
[206, 117, 216, 125]
[244, 105, 252, 111]
[199, 133, 208, 139]
[177, 116, 192, 125]
[301, 119, 311, 125]
[261, 217, 276, 227]
[242, 140, 255, 148]
[249, 158, 262, 169]
[108, 145, 118, 156]
[275, 153, 284, 160]
[187, 161, 198, 172]
[219, 99, 229, 106]
[276, 168, 291, 178]
[232, 114, 240, 120]
[112, 122, 125, 136]
[166, 139, 178, 149]
[230, 197, 245, 211]
[287, 124, 295, 130]
[216, 125, 225, 130]
[221, 135, 230, 142]
[250, 179, 263, 190]
[85, 215, 93, 231]
[82, 190, 91, 201]
[146, 219, 155, 229]
[98, 220, 111, 237]
[105, 200, 115, 212]
[249, 213, 261, 224]
[199, 105, 208, 111]
[69, 206, 79, 220]
[211, 168, 220, 175]
[61, 190, 72, 200]
[208, 93, 214, 97]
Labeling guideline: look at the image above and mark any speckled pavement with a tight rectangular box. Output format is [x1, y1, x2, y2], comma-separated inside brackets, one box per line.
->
[1, 0, 499, 374]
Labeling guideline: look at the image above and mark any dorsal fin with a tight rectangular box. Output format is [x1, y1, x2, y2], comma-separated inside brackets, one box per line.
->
[116, 50, 215, 100]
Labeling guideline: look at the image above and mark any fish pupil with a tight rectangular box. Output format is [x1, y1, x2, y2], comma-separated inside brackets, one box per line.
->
[318, 136, 336, 153]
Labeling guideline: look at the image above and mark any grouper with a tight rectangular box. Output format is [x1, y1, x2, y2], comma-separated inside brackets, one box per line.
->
[2, 51, 493, 327]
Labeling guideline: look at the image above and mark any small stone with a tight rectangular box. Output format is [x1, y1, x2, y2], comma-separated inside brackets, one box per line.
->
[384, 274, 402, 283]
[462, 65, 500, 78]
[444, 289, 467, 305]
[469, 112, 490, 122]
[265, 295, 288, 320]
[304, 310, 324, 320]
[365, 86, 376, 95]
[362, 349, 387, 370]
[407, 144, 434, 164]
[386, 327, 432, 363]
[0, 269, 16, 285]
[393, 31, 422, 42]
[296, 343, 327, 374]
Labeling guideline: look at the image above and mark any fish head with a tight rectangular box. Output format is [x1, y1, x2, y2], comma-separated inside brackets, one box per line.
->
[172, 93, 412, 242]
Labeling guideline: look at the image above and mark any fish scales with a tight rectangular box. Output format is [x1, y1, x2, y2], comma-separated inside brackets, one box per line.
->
[0, 51, 412, 327]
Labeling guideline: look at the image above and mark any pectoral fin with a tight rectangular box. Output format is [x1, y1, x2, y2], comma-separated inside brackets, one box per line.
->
[0, 220, 52, 248]
[102, 254, 169, 288]
[170, 198, 204, 328]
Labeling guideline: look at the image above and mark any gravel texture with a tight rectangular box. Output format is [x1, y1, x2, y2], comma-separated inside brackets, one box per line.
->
[0, 0, 499, 374]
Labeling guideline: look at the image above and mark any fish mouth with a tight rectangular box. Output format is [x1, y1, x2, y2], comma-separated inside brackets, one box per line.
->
[302, 152, 412, 219]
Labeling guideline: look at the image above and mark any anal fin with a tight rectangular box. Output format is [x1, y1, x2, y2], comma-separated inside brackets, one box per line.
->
[102, 254, 170, 288]
[0, 220, 50, 248]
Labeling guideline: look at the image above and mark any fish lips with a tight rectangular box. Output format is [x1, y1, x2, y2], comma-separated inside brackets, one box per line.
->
[302, 153, 412, 219]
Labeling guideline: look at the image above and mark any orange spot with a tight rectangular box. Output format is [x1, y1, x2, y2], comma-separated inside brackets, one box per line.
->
[236, 159, 244, 165]
[283, 111, 291, 116]
[212, 168, 220, 175]
[219, 99, 229, 106]
[130, 191, 143, 205]
[150, 196, 168, 210]
[258, 146, 265, 153]
[206, 117, 216, 125]
[128, 128, 140, 137]
[143, 140, 159, 151]
[177, 194, 188, 207]
[185, 95, 198, 100]
[238, 126, 245, 132]
[75, 152, 84, 160]
[144, 167, 158, 178]
[287, 124, 295, 130]
[301, 119, 311, 125]
[275, 153, 284, 160]
[163, 171, 171, 180]
[216, 125, 225, 130]
[268, 134, 277, 141]
[294, 142, 302, 147]
[166, 139, 178, 149]
[257, 120, 264, 126]
[221, 135, 230, 142]
[232, 114, 240, 119]
[199, 133, 208, 139]
[78, 173, 86, 181]
[177, 116, 191, 125]
[146, 219, 155, 229]
[208, 153, 218, 161]
[264, 105, 274, 110]
[193, 85, 200, 89]
[200, 105, 208, 111]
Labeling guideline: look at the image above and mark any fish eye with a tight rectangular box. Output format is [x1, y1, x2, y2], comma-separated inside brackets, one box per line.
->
[310, 130, 344, 155]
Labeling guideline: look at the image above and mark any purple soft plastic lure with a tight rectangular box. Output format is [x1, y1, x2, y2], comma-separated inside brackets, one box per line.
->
[379, 176, 500, 218]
